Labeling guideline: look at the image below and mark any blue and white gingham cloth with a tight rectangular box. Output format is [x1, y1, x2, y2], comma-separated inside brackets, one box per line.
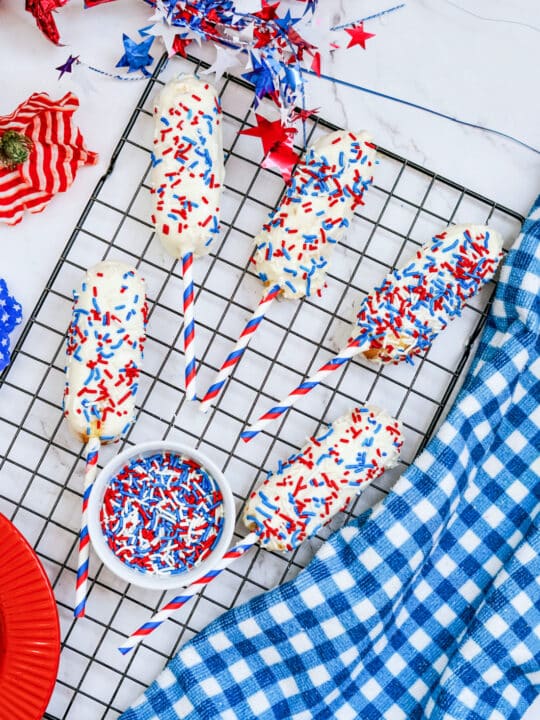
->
[122, 198, 540, 720]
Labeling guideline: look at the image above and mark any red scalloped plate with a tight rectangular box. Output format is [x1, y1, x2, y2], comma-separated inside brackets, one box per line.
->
[0, 513, 60, 720]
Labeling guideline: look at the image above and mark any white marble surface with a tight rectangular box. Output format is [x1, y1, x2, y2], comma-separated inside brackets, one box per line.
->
[1, 1, 539, 717]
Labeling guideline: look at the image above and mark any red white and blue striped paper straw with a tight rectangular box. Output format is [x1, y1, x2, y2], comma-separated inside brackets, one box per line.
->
[199, 285, 281, 413]
[74, 435, 101, 618]
[182, 252, 197, 401]
[241, 335, 370, 443]
[118, 533, 258, 655]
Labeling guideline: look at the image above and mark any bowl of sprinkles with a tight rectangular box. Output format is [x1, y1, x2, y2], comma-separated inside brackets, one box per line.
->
[88, 441, 235, 589]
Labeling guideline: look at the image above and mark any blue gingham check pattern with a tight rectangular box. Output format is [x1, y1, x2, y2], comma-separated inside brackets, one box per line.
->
[122, 198, 540, 720]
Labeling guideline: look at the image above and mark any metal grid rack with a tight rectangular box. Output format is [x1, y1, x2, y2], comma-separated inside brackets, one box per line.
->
[0, 53, 524, 719]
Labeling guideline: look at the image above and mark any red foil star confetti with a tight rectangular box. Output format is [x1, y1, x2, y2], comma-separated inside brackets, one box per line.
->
[0, 93, 98, 226]
[25, 0, 69, 45]
[241, 114, 300, 182]
[345, 22, 376, 49]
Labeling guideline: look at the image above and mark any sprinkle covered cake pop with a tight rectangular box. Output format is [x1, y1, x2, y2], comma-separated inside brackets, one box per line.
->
[244, 406, 402, 552]
[64, 261, 147, 443]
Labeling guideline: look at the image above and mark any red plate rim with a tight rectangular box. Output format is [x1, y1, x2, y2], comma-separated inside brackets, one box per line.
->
[0, 513, 60, 720]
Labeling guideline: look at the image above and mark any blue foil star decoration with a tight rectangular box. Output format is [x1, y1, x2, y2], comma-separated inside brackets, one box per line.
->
[116, 33, 155, 76]
[274, 9, 301, 32]
[301, 0, 319, 14]
[242, 54, 276, 104]
[137, 24, 154, 37]
[55, 55, 80, 79]
[280, 62, 301, 94]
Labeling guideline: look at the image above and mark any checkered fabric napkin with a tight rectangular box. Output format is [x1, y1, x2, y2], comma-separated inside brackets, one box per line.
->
[122, 197, 540, 720]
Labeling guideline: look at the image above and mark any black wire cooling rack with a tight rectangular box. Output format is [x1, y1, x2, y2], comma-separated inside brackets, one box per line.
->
[0, 53, 525, 719]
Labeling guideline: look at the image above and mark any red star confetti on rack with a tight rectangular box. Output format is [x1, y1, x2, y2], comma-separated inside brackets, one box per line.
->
[241, 114, 300, 181]
[252, 0, 281, 21]
[262, 141, 300, 182]
[241, 114, 295, 155]
[345, 22, 376, 49]
[172, 34, 192, 57]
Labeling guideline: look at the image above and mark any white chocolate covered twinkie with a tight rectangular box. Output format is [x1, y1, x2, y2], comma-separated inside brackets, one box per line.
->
[350, 224, 504, 364]
[63, 261, 147, 443]
[252, 130, 376, 299]
[150, 75, 224, 259]
[243, 406, 403, 552]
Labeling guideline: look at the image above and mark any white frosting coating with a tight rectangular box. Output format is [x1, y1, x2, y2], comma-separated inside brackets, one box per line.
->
[349, 224, 504, 364]
[150, 75, 224, 259]
[252, 130, 376, 300]
[243, 406, 403, 552]
[63, 261, 147, 443]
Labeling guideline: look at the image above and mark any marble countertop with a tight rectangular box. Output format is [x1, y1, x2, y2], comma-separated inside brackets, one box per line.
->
[1, 0, 539, 717]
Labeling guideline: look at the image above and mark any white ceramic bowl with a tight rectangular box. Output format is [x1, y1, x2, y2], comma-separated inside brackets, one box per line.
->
[87, 440, 235, 590]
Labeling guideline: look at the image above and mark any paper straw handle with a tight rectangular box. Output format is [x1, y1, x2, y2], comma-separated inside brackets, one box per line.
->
[241, 334, 371, 442]
[118, 532, 259, 654]
[182, 252, 197, 400]
[74, 435, 101, 618]
[199, 284, 281, 413]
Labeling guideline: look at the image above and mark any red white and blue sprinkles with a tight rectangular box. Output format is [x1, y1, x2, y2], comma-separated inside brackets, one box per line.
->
[150, 75, 224, 259]
[63, 261, 148, 443]
[243, 406, 403, 552]
[253, 130, 377, 300]
[100, 452, 225, 575]
[351, 224, 504, 364]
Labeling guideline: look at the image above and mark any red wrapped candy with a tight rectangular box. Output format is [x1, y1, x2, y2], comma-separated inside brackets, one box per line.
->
[0, 92, 98, 226]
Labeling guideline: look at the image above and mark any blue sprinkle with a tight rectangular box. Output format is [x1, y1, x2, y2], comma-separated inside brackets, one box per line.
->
[285, 280, 296, 294]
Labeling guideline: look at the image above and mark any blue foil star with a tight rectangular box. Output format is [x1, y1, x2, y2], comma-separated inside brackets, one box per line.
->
[242, 54, 276, 103]
[116, 33, 155, 76]
[302, 0, 319, 14]
[274, 9, 301, 32]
